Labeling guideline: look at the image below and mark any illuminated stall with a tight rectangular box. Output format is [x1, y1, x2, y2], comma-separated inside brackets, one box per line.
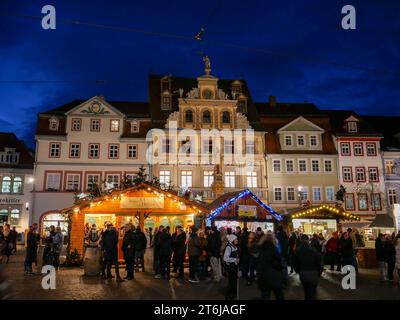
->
[286, 204, 360, 238]
[63, 182, 209, 258]
[207, 189, 283, 232]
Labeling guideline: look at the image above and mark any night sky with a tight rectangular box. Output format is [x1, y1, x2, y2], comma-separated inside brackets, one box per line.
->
[1, 0, 399, 148]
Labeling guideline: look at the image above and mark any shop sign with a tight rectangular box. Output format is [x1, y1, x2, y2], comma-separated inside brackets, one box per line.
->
[0, 197, 21, 204]
[120, 196, 164, 209]
[238, 205, 257, 217]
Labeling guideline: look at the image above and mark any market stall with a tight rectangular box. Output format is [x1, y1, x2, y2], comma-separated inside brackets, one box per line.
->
[206, 189, 282, 232]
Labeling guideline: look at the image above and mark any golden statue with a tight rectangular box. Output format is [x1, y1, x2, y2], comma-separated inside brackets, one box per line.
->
[203, 55, 211, 75]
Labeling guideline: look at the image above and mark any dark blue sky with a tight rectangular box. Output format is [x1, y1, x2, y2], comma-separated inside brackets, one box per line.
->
[1, 0, 399, 148]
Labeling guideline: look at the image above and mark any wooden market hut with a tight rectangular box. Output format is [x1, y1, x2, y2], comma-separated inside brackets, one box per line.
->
[62, 182, 210, 258]
[207, 189, 283, 231]
[284, 204, 360, 236]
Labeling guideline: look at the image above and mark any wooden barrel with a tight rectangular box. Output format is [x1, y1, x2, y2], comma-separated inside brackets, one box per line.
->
[84, 246, 101, 276]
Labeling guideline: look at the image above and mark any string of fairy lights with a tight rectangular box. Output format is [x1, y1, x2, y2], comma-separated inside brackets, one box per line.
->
[291, 204, 360, 221]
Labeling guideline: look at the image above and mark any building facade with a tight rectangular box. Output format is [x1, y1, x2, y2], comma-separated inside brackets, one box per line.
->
[32, 96, 151, 235]
[0, 133, 34, 235]
[327, 111, 387, 222]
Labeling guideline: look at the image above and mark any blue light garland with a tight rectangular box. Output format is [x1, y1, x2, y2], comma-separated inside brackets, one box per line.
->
[207, 189, 282, 223]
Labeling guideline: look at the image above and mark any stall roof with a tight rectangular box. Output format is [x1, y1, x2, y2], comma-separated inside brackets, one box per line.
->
[284, 205, 360, 221]
[369, 214, 395, 228]
[207, 189, 282, 223]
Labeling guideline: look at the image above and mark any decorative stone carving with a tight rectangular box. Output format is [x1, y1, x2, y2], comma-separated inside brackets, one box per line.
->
[236, 113, 251, 129]
[218, 89, 229, 100]
[186, 88, 199, 99]
[165, 112, 180, 128]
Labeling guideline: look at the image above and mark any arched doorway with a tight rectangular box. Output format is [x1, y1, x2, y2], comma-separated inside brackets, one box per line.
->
[40, 211, 69, 242]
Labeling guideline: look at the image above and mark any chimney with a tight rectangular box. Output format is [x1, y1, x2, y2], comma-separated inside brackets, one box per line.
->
[269, 95, 277, 107]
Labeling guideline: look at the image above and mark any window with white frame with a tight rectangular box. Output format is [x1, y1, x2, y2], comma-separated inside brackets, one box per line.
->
[311, 160, 320, 172]
[69, 143, 81, 158]
[106, 174, 120, 189]
[127, 145, 138, 159]
[324, 159, 333, 172]
[355, 167, 366, 182]
[312, 187, 322, 201]
[90, 119, 101, 131]
[388, 189, 397, 205]
[297, 135, 305, 146]
[1, 176, 11, 193]
[46, 173, 61, 191]
[246, 172, 257, 188]
[369, 167, 379, 182]
[354, 143, 363, 156]
[66, 174, 80, 192]
[273, 187, 283, 201]
[371, 194, 382, 210]
[49, 143, 61, 158]
[366, 143, 376, 156]
[203, 139, 213, 154]
[71, 118, 81, 131]
[326, 187, 335, 202]
[110, 120, 120, 132]
[273, 160, 281, 172]
[108, 144, 119, 159]
[89, 144, 100, 158]
[10, 209, 20, 225]
[12, 177, 22, 193]
[224, 140, 234, 154]
[343, 167, 353, 182]
[49, 118, 59, 131]
[287, 187, 295, 201]
[245, 140, 255, 154]
[86, 174, 100, 191]
[286, 160, 294, 172]
[224, 171, 235, 188]
[203, 171, 214, 187]
[340, 143, 351, 156]
[284, 135, 293, 146]
[181, 171, 193, 188]
[347, 121, 358, 133]
[298, 159, 307, 172]
[358, 194, 368, 210]
[159, 170, 171, 187]
[310, 135, 318, 147]
[298, 186, 309, 200]
[130, 121, 139, 133]
[385, 160, 395, 174]
[162, 139, 171, 153]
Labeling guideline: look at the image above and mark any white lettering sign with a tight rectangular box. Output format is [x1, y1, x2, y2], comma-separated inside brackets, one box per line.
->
[120, 197, 164, 209]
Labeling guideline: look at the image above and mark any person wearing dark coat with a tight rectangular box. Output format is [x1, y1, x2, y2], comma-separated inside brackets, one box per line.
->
[293, 234, 323, 300]
[310, 233, 322, 254]
[187, 226, 201, 283]
[239, 228, 249, 280]
[256, 232, 284, 300]
[10, 227, 18, 254]
[276, 225, 289, 283]
[375, 233, 386, 281]
[172, 226, 186, 279]
[134, 227, 147, 272]
[288, 232, 298, 273]
[383, 234, 396, 282]
[122, 224, 136, 280]
[207, 226, 222, 282]
[157, 228, 173, 279]
[340, 232, 355, 268]
[24, 225, 38, 274]
[101, 223, 123, 282]
[153, 226, 164, 277]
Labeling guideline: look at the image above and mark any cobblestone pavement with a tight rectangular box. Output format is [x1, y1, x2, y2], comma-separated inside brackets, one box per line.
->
[1, 247, 399, 300]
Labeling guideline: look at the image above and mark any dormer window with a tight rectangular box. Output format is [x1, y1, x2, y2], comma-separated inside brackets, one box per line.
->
[237, 95, 247, 113]
[161, 92, 171, 110]
[347, 121, 358, 133]
[185, 110, 193, 123]
[232, 80, 242, 96]
[130, 121, 140, 133]
[222, 111, 231, 124]
[161, 76, 171, 92]
[49, 118, 59, 131]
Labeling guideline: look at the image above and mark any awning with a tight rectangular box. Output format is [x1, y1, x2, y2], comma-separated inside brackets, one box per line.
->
[284, 204, 360, 221]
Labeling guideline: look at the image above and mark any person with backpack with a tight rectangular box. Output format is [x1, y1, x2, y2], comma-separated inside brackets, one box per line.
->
[223, 237, 239, 300]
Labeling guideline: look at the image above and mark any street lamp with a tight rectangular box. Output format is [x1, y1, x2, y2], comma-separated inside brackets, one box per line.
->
[297, 186, 303, 208]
